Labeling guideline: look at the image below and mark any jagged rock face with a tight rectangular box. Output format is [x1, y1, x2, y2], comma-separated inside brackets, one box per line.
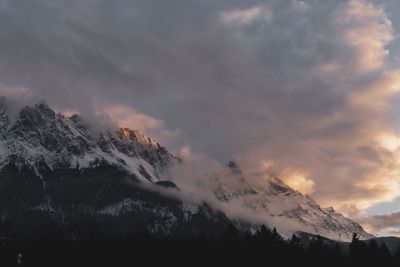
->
[209, 166, 373, 241]
[0, 100, 174, 182]
[0, 99, 373, 242]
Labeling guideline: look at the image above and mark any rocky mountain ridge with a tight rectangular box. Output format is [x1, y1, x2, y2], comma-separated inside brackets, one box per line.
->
[0, 98, 373, 241]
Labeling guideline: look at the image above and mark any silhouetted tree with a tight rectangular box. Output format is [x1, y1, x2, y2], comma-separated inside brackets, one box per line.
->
[222, 224, 240, 243]
[288, 233, 303, 261]
[0, 224, 397, 265]
[256, 225, 271, 240]
[289, 234, 302, 249]
[349, 233, 368, 264]
[272, 227, 283, 242]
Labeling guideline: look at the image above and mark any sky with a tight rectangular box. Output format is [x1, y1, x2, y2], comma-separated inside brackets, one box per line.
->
[2, 0, 400, 236]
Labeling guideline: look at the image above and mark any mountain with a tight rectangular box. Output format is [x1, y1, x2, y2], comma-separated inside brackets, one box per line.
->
[0, 99, 172, 183]
[0, 98, 372, 241]
[211, 168, 373, 241]
[0, 99, 234, 241]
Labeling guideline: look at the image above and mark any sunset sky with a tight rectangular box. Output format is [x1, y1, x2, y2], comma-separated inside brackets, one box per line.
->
[1, 0, 400, 236]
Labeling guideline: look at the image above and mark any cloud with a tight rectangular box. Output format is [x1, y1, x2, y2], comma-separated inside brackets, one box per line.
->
[360, 212, 400, 236]
[284, 172, 315, 195]
[220, 5, 272, 26]
[99, 104, 163, 133]
[97, 103, 185, 153]
[291, 1, 309, 12]
[0, 0, 400, 218]
[337, 0, 393, 72]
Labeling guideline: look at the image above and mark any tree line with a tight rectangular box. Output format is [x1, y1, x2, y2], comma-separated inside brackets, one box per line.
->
[1, 224, 400, 266]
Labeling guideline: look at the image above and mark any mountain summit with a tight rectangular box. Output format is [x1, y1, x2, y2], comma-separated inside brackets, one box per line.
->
[0, 99, 372, 241]
[0, 100, 173, 183]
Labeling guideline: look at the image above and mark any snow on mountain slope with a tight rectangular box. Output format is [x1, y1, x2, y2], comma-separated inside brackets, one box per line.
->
[0, 98, 373, 241]
[0, 99, 173, 183]
[171, 160, 373, 241]
[243, 175, 373, 241]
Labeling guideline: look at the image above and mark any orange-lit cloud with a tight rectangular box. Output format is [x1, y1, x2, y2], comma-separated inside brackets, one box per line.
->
[227, 0, 400, 215]
[284, 172, 315, 195]
[0, 85, 32, 98]
[97, 103, 183, 153]
[100, 104, 163, 132]
[338, 0, 393, 72]
[338, 0, 394, 71]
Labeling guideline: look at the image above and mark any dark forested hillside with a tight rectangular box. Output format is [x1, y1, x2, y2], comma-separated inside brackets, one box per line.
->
[1, 225, 400, 266]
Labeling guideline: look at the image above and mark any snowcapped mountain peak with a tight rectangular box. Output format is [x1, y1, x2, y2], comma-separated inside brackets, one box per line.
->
[15, 103, 55, 128]
[209, 165, 373, 241]
[116, 128, 160, 149]
[0, 98, 173, 182]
